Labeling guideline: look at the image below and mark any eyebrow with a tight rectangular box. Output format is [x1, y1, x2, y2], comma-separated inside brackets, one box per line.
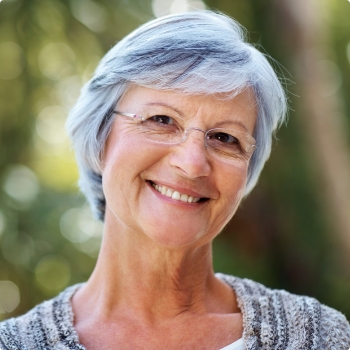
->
[214, 120, 249, 133]
[144, 102, 184, 117]
[143, 102, 250, 132]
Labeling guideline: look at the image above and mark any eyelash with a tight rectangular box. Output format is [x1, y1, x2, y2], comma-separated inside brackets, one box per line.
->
[149, 115, 174, 125]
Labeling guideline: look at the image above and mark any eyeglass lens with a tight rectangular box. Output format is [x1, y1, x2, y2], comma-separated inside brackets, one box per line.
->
[115, 111, 256, 162]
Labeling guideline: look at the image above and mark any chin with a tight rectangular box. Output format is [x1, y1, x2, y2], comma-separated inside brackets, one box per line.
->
[141, 219, 209, 249]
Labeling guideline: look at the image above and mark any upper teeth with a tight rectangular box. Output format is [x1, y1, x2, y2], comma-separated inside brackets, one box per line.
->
[151, 183, 201, 203]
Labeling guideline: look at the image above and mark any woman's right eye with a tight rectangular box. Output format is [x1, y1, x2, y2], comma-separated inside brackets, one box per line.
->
[149, 115, 174, 125]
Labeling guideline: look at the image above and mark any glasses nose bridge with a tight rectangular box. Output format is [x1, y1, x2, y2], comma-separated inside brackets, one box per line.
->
[180, 127, 207, 147]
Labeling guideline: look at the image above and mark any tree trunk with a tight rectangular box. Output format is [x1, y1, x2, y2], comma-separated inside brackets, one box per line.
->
[280, 0, 350, 261]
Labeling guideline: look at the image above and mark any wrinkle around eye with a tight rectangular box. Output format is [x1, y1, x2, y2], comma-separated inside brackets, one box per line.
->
[142, 117, 182, 134]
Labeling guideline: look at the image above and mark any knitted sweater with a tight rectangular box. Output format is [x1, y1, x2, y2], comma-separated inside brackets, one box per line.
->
[1, 274, 350, 349]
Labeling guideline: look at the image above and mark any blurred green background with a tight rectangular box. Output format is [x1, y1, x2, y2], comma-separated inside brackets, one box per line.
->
[1, 0, 350, 321]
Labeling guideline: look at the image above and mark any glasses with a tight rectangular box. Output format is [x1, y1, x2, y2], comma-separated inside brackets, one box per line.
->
[113, 111, 256, 163]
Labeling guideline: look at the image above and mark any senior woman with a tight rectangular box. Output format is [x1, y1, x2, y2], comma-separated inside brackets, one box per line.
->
[1, 10, 350, 350]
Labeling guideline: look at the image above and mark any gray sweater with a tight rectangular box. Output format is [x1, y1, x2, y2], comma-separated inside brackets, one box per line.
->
[1, 274, 350, 349]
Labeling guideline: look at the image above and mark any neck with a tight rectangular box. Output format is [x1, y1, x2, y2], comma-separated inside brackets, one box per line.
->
[72, 209, 237, 324]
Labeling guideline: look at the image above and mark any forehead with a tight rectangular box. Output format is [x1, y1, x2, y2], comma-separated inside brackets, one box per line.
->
[118, 85, 257, 133]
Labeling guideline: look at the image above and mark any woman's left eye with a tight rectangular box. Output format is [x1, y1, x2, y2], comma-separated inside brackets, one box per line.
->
[211, 132, 238, 144]
[150, 115, 174, 125]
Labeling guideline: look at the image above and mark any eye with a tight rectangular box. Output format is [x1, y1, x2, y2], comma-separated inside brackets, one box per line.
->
[209, 132, 238, 144]
[149, 115, 174, 125]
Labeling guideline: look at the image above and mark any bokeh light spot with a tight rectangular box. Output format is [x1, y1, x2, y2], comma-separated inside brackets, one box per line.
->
[55, 75, 82, 110]
[0, 41, 24, 80]
[3, 165, 40, 204]
[34, 1, 66, 34]
[152, 0, 206, 17]
[36, 106, 68, 144]
[0, 281, 20, 314]
[60, 206, 103, 244]
[152, 0, 173, 17]
[76, 237, 101, 258]
[35, 255, 71, 291]
[70, 0, 106, 33]
[38, 43, 76, 80]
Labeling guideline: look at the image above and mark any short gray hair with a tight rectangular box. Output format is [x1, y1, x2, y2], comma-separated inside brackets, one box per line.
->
[66, 10, 287, 221]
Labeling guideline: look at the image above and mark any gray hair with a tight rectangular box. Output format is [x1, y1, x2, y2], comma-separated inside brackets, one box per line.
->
[66, 10, 287, 221]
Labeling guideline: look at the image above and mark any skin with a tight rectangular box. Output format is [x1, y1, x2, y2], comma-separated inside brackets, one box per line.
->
[72, 85, 257, 349]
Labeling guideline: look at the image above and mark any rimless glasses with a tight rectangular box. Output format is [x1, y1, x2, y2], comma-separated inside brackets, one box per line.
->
[113, 111, 256, 163]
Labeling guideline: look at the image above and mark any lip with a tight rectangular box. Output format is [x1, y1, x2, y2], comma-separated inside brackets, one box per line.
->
[147, 179, 211, 200]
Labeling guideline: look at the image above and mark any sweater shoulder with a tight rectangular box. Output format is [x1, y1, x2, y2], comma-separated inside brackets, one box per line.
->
[319, 304, 350, 349]
[0, 298, 55, 350]
[217, 273, 350, 349]
[0, 284, 83, 350]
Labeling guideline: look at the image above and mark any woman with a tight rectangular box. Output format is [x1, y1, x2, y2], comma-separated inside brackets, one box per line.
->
[1, 10, 350, 350]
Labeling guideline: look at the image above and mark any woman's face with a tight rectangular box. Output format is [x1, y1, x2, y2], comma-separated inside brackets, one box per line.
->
[102, 85, 256, 248]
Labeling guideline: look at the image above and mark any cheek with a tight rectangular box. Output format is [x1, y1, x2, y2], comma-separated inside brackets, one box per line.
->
[102, 133, 168, 215]
[220, 161, 247, 193]
[216, 164, 248, 216]
[102, 132, 137, 219]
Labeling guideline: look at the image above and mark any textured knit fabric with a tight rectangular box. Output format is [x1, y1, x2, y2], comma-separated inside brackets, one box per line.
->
[1, 274, 350, 349]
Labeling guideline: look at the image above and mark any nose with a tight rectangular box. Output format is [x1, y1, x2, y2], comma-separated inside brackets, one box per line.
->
[180, 127, 206, 145]
[168, 128, 211, 178]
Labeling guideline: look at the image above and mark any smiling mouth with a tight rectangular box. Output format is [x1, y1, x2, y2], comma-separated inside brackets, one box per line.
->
[148, 181, 208, 204]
